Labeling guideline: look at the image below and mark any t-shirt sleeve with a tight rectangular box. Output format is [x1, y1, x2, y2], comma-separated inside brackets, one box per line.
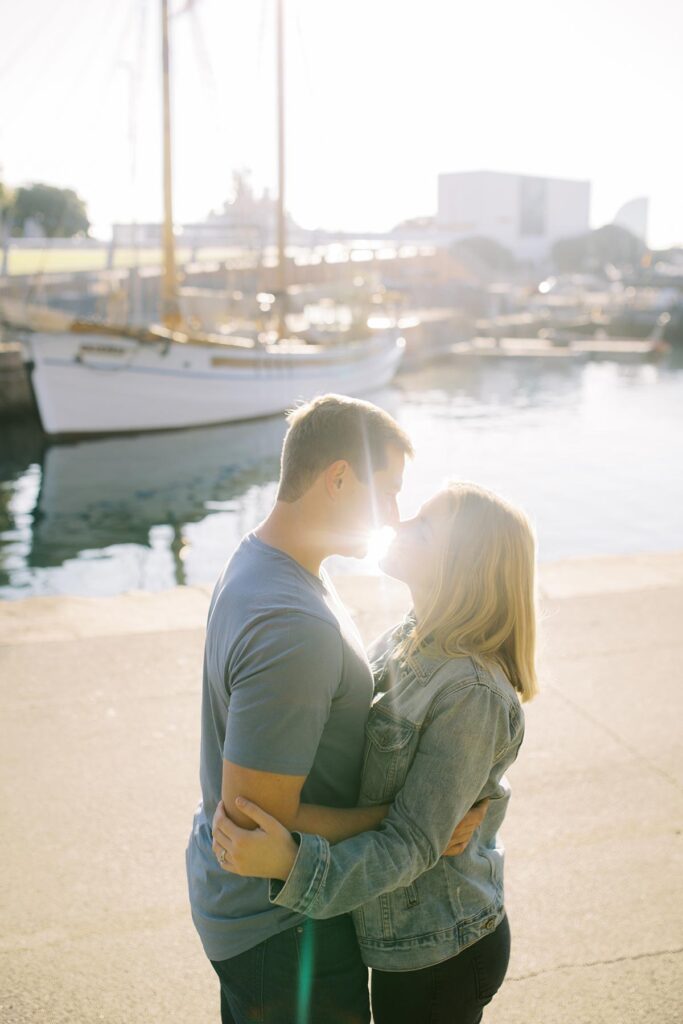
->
[223, 612, 343, 776]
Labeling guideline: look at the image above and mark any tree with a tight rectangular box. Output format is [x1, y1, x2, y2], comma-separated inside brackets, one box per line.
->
[10, 183, 89, 238]
[0, 177, 13, 226]
[552, 224, 644, 273]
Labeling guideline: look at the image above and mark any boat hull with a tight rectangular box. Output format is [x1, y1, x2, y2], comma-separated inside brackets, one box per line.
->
[26, 331, 404, 436]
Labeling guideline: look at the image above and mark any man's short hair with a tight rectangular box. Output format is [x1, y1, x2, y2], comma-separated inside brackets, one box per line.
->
[278, 394, 414, 502]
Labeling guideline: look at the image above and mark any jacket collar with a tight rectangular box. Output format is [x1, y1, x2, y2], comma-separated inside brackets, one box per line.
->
[395, 611, 454, 685]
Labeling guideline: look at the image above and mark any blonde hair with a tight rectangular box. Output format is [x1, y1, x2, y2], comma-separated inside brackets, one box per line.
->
[400, 482, 539, 702]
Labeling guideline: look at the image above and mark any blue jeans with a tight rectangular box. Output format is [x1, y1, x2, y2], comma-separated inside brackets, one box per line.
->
[370, 913, 511, 1024]
[210, 914, 370, 1024]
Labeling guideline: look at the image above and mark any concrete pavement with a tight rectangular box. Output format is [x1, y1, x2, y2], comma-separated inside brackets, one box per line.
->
[1, 553, 682, 1023]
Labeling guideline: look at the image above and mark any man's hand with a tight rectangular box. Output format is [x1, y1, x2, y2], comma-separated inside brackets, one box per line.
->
[442, 798, 490, 856]
[212, 797, 299, 881]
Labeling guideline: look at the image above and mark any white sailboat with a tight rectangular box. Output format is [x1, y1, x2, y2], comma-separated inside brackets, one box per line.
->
[2, 0, 403, 438]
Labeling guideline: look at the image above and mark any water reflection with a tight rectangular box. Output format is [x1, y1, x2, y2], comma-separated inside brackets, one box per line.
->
[396, 353, 683, 562]
[1, 416, 286, 597]
[1, 355, 682, 598]
[400, 362, 581, 426]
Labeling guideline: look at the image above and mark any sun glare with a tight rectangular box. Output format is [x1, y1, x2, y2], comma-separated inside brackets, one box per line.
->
[363, 526, 396, 573]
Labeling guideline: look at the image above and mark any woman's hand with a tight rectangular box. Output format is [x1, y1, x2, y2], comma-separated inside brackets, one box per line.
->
[212, 797, 300, 880]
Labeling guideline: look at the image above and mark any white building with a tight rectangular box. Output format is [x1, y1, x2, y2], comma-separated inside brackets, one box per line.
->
[437, 170, 591, 263]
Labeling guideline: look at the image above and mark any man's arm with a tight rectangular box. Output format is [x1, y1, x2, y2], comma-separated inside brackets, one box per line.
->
[221, 760, 389, 843]
[218, 612, 487, 852]
[220, 611, 389, 844]
[218, 761, 488, 849]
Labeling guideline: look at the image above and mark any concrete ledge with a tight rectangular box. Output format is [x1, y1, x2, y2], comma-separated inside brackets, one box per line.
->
[537, 550, 683, 599]
[1, 552, 682, 1023]
[0, 584, 214, 645]
[3, 550, 682, 645]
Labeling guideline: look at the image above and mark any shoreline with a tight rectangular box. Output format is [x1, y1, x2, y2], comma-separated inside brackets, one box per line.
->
[2, 549, 683, 648]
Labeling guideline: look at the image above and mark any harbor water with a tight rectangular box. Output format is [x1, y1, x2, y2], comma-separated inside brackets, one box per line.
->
[1, 350, 682, 599]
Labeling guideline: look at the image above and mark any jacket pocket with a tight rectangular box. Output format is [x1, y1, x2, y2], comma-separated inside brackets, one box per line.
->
[360, 710, 418, 803]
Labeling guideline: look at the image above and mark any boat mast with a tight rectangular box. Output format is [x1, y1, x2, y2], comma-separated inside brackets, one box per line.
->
[276, 0, 287, 339]
[161, 0, 181, 329]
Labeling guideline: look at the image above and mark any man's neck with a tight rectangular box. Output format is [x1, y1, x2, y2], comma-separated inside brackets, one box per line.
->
[254, 504, 328, 578]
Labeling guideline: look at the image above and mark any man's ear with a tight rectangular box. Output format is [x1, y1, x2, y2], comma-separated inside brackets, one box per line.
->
[324, 460, 348, 498]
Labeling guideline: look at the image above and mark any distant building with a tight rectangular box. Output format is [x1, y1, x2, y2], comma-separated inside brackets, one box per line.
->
[612, 196, 648, 245]
[207, 168, 303, 243]
[111, 220, 262, 249]
[112, 223, 163, 246]
[437, 170, 591, 263]
[112, 170, 306, 251]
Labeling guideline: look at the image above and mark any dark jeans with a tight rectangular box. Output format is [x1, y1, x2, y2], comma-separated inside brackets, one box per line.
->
[371, 914, 511, 1024]
[210, 914, 370, 1024]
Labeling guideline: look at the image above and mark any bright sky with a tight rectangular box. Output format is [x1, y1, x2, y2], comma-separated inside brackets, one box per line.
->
[1, 0, 681, 246]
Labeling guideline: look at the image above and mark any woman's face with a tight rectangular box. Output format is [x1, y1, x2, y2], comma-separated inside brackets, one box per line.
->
[380, 492, 451, 592]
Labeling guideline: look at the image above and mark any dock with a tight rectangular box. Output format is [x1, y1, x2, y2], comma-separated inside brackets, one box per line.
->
[0, 340, 34, 419]
[451, 336, 664, 359]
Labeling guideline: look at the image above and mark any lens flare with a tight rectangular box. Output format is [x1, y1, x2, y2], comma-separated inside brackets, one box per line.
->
[296, 920, 314, 1024]
[364, 526, 395, 571]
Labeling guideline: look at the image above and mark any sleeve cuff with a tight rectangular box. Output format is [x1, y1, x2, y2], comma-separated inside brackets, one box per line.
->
[268, 832, 330, 913]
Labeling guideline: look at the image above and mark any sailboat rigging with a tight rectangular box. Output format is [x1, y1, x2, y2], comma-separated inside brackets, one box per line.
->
[0, 0, 404, 437]
[160, 0, 181, 330]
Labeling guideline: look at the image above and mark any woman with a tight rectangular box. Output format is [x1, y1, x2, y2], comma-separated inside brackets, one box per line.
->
[213, 482, 538, 1023]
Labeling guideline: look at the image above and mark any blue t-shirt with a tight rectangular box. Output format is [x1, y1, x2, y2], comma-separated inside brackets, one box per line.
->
[186, 533, 373, 961]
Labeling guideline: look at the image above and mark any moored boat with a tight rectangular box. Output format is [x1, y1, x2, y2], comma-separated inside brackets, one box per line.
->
[2, 0, 404, 437]
[21, 319, 403, 436]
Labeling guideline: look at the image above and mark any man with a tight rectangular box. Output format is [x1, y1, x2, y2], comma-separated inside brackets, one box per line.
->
[187, 394, 486, 1024]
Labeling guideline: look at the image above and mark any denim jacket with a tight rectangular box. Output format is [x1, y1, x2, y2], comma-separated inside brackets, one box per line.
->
[270, 615, 525, 970]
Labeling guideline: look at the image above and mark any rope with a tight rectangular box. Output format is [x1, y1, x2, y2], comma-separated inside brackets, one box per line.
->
[18, 0, 137, 306]
[0, 0, 68, 83]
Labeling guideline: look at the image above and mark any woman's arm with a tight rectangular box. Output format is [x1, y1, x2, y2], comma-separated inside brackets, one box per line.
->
[214, 682, 515, 917]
